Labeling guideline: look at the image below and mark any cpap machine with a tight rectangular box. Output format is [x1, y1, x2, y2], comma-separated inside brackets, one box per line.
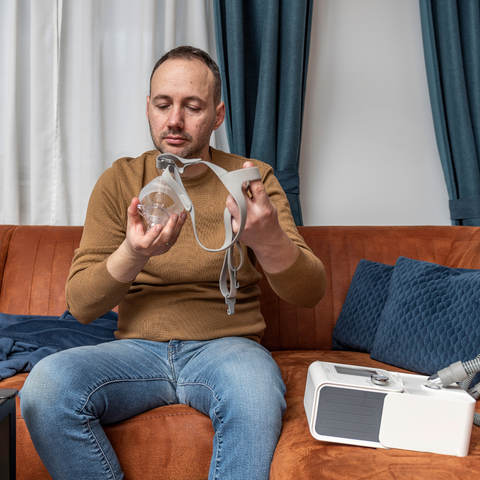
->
[304, 358, 480, 457]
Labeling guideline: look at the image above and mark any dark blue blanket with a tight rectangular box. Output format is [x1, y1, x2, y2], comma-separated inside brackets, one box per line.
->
[0, 311, 118, 379]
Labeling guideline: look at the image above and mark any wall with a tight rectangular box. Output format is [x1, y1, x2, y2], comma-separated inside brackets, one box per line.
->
[299, 0, 451, 226]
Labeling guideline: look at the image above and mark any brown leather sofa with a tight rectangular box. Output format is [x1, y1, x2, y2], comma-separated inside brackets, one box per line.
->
[1, 224, 480, 479]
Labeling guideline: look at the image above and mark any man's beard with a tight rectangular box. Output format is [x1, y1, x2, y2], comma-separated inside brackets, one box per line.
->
[149, 124, 212, 160]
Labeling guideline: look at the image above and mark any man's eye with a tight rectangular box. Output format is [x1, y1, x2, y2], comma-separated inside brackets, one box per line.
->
[187, 106, 200, 112]
[156, 104, 169, 110]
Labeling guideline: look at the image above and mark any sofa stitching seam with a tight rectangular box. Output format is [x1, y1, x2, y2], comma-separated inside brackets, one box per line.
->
[28, 227, 45, 315]
[47, 241, 58, 315]
[414, 237, 420, 260]
[0, 226, 15, 311]
[347, 236, 352, 282]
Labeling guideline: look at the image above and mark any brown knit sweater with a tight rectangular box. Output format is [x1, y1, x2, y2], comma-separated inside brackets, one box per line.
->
[66, 148, 326, 343]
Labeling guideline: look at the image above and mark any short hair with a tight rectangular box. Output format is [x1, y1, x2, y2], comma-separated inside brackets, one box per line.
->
[150, 46, 222, 106]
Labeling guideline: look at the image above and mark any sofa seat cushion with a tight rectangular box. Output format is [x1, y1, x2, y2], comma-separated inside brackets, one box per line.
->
[0, 373, 214, 480]
[270, 350, 480, 480]
[2, 349, 480, 479]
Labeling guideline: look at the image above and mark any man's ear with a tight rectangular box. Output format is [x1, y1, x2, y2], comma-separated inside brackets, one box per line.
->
[213, 101, 225, 131]
[146, 96, 151, 119]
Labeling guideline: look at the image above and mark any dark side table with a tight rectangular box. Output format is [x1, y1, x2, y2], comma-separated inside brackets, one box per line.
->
[0, 389, 19, 480]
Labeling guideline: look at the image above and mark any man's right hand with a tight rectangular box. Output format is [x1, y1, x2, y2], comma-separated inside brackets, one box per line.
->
[107, 197, 187, 282]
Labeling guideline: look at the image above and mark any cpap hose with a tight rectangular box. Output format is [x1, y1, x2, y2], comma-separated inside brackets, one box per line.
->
[426, 354, 480, 427]
[460, 355, 480, 427]
[425, 356, 480, 389]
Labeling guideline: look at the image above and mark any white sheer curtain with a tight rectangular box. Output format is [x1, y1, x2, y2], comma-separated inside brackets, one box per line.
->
[0, 0, 228, 225]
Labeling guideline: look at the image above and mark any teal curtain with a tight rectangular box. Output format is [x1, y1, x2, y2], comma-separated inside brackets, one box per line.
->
[213, 0, 314, 225]
[420, 0, 480, 226]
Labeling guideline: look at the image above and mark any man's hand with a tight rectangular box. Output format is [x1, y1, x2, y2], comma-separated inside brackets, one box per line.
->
[107, 197, 187, 282]
[226, 162, 298, 274]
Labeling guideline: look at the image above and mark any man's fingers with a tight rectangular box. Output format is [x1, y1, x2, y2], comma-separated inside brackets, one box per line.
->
[241, 161, 269, 204]
[151, 211, 187, 247]
[127, 198, 149, 236]
[150, 214, 178, 244]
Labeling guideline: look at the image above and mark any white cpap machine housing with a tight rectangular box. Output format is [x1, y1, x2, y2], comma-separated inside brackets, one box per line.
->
[304, 361, 476, 457]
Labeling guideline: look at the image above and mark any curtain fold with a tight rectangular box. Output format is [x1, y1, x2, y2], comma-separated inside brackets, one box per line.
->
[0, 0, 225, 225]
[420, 0, 480, 225]
[213, 0, 314, 225]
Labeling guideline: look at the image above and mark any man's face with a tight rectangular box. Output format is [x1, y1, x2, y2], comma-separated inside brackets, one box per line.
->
[147, 58, 224, 160]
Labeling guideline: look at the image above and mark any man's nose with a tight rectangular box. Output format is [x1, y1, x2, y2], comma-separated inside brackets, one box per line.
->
[167, 106, 184, 129]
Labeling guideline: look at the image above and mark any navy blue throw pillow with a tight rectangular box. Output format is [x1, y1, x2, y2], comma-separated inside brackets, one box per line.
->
[371, 257, 480, 375]
[332, 260, 394, 352]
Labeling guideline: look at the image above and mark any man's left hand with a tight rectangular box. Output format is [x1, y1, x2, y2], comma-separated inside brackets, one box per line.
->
[226, 162, 298, 274]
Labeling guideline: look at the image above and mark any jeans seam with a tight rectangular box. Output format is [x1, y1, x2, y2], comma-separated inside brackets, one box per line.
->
[212, 401, 222, 480]
[168, 341, 187, 382]
[177, 381, 223, 480]
[79, 377, 174, 479]
[168, 351, 177, 382]
[170, 341, 187, 356]
[79, 377, 172, 412]
[86, 417, 117, 480]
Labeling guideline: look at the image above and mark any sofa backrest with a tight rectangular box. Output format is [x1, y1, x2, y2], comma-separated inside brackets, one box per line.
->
[1, 224, 480, 352]
[258, 225, 480, 351]
[0, 226, 82, 316]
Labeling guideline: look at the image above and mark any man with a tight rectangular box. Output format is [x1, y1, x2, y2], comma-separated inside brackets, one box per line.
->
[21, 46, 326, 479]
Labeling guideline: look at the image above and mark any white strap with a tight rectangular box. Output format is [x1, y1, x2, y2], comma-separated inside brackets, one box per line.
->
[156, 153, 260, 314]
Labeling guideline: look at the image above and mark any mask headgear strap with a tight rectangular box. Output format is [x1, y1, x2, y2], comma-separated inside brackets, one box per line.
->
[156, 153, 262, 314]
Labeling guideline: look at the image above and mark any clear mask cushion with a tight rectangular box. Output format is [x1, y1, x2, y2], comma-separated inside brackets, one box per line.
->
[137, 174, 184, 228]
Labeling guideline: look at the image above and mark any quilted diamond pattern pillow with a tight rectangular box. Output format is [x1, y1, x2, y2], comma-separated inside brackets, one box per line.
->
[332, 260, 394, 352]
[371, 257, 480, 375]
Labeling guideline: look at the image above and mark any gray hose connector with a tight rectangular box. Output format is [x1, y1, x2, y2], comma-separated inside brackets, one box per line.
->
[426, 355, 480, 428]
[437, 361, 468, 386]
[459, 355, 480, 427]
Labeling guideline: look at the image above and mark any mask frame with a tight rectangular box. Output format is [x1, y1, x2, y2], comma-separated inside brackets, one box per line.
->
[148, 153, 262, 314]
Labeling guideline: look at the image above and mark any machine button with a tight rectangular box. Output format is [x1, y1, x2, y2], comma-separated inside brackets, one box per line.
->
[371, 374, 389, 386]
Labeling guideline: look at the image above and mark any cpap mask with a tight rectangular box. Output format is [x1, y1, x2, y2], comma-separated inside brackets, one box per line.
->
[137, 175, 184, 229]
[138, 153, 261, 315]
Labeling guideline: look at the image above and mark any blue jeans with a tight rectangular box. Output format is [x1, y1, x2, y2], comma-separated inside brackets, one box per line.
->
[20, 337, 286, 480]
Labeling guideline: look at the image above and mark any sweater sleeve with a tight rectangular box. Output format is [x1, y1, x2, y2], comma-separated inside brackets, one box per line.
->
[264, 247, 326, 308]
[65, 165, 133, 324]
[260, 166, 326, 308]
